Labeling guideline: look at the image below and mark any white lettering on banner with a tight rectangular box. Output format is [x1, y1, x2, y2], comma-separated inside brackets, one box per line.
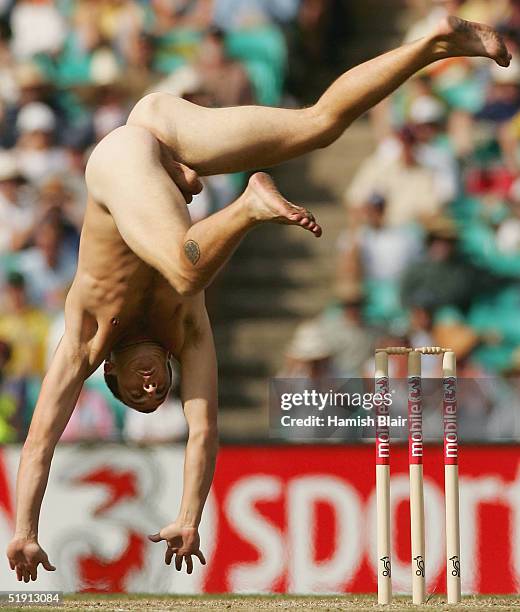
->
[367, 475, 444, 593]
[226, 476, 284, 593]
[287, 476, 362, 593]
[459, 476, 498, 594]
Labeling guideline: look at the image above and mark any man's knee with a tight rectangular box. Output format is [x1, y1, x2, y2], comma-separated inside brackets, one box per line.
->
[306, 104, 347, 149]
[127, 93, 183, 142]
[127, 92, 189, 150]
[164, 249, 206, 297]
[127, 93, 164, 126]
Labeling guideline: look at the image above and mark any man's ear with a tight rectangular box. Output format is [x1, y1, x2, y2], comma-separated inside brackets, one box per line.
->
[104, 360, 115, 375]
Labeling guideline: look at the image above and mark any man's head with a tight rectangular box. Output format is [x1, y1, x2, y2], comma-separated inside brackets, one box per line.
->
[104, 340, 173, 412]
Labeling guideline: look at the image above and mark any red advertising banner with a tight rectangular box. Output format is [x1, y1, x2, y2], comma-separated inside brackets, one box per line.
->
[0, 444, 519, 594]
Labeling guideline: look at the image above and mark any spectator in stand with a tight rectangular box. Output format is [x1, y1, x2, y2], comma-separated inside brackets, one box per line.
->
[0, 271, 50, 379]
[0, 150, 35, 253]
[15, 102, 69, 185]
[338, 193, 423, 286]
[345, 127, 443, 226]
[150, 0, 212, 32]
[277, 318, 346, 440]
[73, 0, 146, 66]
[124, 32, 158, 96]
[477, 56, 520, 124]
[0, 62, 54, 149]
[496, 176, 520, 252]
[90, 81, 129, 143]
[409, 95, 459, 203]
[17, 215, 77, 312]
[407, 306, 439, 377]
[193, 27, 255, 106]
[9, 0, 66, 60]
[0, 24, 18, 109]
[337, 193, 423, 323]
[148, 0, 213, 74]
[401, 216, 477, 313]
[279, 319, 336, 379]
[158, 27, 255, 107]
[0, 339, 18, 444]
[318, 283, 376, 377]
[37, 176, 84, 238]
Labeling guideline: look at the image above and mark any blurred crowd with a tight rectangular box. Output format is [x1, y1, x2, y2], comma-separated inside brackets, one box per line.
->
[280, 0, 520, 441]
[0, 0, 342, 443]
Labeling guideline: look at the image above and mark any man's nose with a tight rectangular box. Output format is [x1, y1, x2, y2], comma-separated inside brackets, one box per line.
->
[143, 381, 157, 394]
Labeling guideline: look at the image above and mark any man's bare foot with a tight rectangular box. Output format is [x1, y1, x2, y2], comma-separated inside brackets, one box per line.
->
[433, 16, 511, 67]
[246, 172, 322, 237]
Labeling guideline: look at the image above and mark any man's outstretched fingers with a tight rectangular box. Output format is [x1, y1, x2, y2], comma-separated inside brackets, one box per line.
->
[186, 555, 193, 575]
[165, 548, 175, 566]
[148, 533, 164, 543]
[194, 550, 206, 565]
[29, 566, 37, 581]
[16, 565, 22, 581]
[42, 556, 56, 572]
[175, 554, 183, 572]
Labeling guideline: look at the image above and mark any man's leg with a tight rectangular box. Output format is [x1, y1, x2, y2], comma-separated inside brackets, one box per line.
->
[128, 16, 510, 176]
[179, 172, 321, 293]
[87, 126, 319, 296]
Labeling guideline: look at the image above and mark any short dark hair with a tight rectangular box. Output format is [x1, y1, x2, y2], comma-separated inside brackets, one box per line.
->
[104, 361, 173, 406]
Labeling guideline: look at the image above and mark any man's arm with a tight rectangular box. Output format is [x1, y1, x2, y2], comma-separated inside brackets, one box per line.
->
[7, 303, 92, 582]
[148, 299, 217, 574]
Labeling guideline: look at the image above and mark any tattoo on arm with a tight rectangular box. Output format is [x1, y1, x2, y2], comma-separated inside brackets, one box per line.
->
[184, 240, 201, 265]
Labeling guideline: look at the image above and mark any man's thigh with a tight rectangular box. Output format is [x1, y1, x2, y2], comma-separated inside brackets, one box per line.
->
[127, 93, 320, 176]
[85, 125, 192, 279]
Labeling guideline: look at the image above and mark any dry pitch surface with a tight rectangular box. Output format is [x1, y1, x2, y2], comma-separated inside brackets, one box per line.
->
[2, 595, 520, 612]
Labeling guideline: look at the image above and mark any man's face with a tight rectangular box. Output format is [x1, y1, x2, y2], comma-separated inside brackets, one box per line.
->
[107, 342, 172, 412]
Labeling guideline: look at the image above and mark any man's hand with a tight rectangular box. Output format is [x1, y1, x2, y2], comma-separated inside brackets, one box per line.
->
[7, 538, 56, 582]
[148, 523, 206, 574]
